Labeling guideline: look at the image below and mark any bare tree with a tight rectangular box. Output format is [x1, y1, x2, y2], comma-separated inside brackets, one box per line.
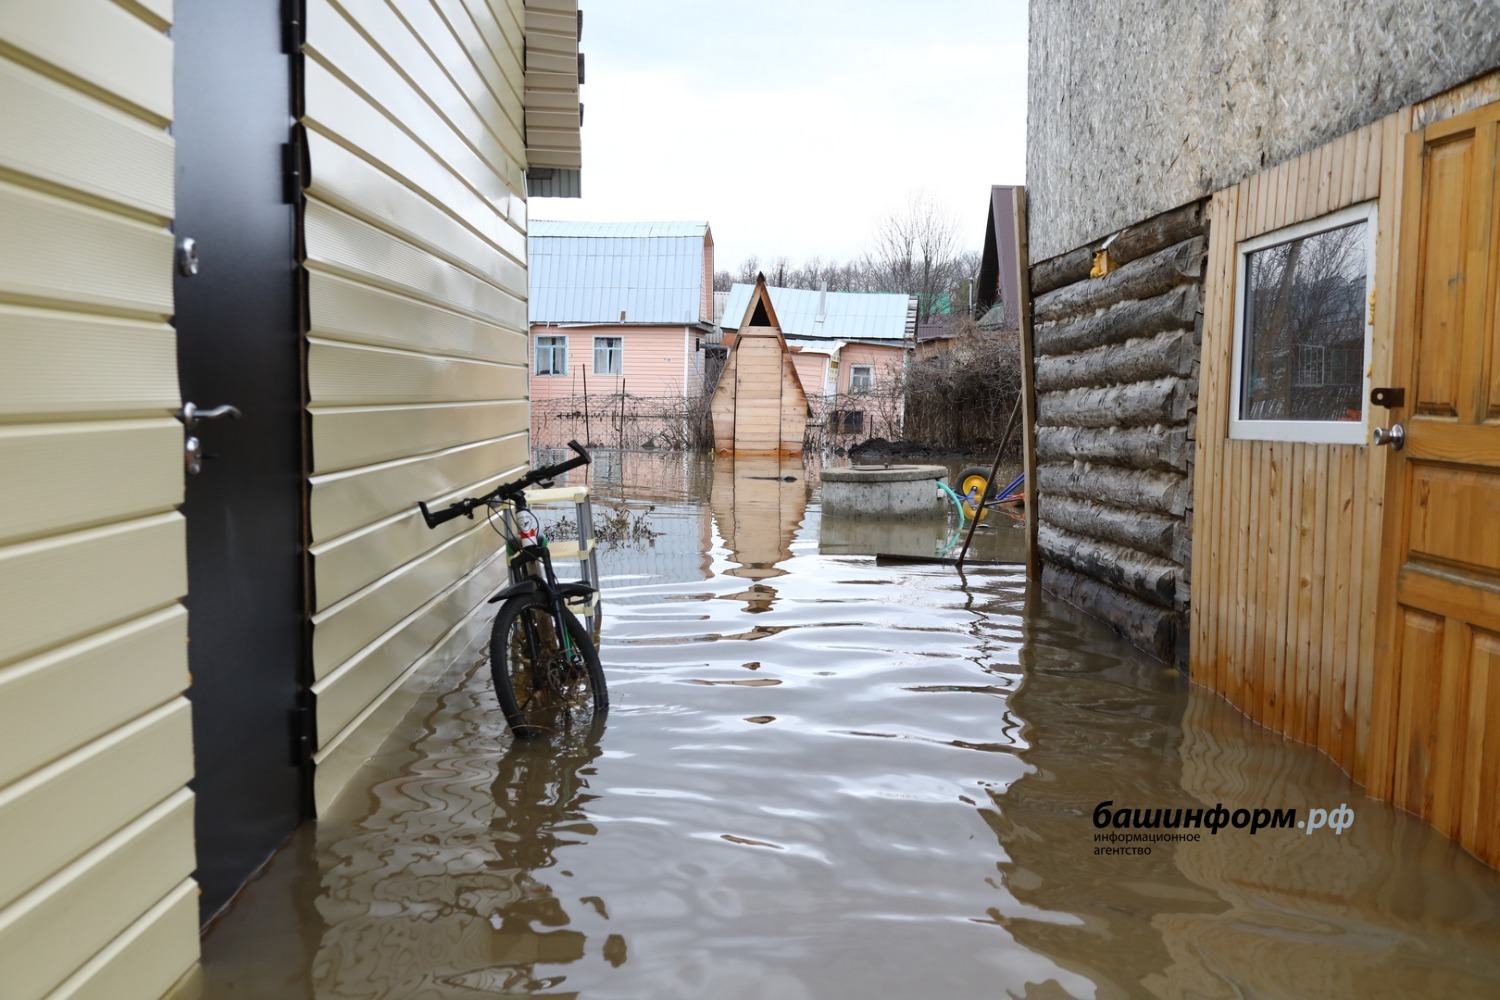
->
[864, 192, 965, 322]
[733, 255, 762, 285]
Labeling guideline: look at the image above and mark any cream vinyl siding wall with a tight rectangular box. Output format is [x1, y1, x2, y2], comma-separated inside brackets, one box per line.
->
[0, 3, 199, 999]
[527, 326, 695, 399]
[301, 0, 534, 811]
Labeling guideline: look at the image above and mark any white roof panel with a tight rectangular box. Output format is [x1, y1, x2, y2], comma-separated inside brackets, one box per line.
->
[720, 284, 911, 341]
[528, 220, 711, 324]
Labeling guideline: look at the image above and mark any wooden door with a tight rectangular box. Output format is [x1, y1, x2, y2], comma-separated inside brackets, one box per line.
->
[1372, 100, 1500, 866]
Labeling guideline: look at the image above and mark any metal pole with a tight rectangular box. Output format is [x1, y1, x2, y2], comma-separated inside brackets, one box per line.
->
[955, 391, 1023, 570]
[581, 363, 592, 447]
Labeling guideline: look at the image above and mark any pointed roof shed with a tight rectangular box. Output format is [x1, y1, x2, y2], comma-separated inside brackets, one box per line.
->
[710, 276, 810, 455]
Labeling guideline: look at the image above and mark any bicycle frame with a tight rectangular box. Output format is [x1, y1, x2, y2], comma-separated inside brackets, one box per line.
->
[484, 495, 595, 613]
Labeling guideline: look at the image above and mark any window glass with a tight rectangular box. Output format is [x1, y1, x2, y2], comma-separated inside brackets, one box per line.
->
[536, 335, 567, 376]
[1230, 201, 1375, 444]
[594, 336, 623, 376]
[849, 365, 874, 394]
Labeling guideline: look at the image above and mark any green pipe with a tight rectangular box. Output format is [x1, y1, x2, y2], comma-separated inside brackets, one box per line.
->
[936, 480, 968, 526]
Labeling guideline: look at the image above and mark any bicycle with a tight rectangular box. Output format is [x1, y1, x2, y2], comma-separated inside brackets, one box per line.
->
[417, 440, 607, 739]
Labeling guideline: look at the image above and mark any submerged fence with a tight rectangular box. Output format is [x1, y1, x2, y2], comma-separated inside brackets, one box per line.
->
[532, 393, 714, 451]
[533, 333, 1020, 455]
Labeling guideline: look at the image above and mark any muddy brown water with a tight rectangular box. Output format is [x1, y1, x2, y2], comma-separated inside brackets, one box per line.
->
[179, 452, 1500, 999]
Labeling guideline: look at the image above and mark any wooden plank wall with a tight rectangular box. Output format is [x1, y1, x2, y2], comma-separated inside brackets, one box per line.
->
[301, 0, 541, 812]
[1191, 112, 1403, 786]
[0, 3, 201, 998]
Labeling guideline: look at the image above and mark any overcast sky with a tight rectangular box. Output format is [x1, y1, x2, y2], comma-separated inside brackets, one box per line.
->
[531, 0, 1029, 272]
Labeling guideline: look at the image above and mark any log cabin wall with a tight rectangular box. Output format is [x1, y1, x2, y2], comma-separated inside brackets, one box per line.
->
[1028, 203, 1209, 664]
[1191, 113, 1402, 784]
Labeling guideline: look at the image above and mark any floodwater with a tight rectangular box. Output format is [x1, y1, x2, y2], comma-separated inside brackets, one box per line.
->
[178, 451, 1500, 999]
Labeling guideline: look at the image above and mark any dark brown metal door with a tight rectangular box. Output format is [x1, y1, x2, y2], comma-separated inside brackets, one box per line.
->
[173, 0, 310, 923]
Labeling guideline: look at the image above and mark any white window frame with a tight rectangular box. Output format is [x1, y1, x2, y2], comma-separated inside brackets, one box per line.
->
[535, 334, 568, 376]
[849, 364, 874, 394]
[593, 335, 623, 376]
[1229, 200, 1378, 445]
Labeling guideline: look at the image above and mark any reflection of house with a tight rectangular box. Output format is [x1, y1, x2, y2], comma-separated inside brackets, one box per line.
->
[1025, 1, 1500, 864]
[719, 282, 914, 444]
[1, 0, 589, 990]
[527, 221, 718, 403]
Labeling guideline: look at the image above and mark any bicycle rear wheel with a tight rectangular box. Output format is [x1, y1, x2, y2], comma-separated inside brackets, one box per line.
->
[490, 591, 608, 739]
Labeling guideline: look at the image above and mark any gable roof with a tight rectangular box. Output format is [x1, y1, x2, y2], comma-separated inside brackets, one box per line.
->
[974, 185, 1022, 331]
[528, 220, 712, 325]
[718, 283, 913, 341]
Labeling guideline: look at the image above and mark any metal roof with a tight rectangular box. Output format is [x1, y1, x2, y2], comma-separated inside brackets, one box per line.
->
[719, 284, 913, 340]
[528, 220, 711, 324]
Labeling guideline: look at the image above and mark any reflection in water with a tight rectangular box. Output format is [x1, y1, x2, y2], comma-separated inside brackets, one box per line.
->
[187, 451, 1500, 999]
[710, 454, 807, 584]
[308, 675, 610, 999]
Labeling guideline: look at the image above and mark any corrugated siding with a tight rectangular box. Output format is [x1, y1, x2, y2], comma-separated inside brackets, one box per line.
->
[1190, 115, 1399, 784]
[527, 325, 692, 400]
[523, 0, 581, 171]
[0, 5, 196, 998]
[302, 0, 532, 812]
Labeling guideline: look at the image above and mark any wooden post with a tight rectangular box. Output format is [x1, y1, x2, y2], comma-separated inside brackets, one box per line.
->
[1008, 186, 1041, 580]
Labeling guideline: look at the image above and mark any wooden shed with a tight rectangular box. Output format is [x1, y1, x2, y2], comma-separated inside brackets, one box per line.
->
[710, 277, 811, 455]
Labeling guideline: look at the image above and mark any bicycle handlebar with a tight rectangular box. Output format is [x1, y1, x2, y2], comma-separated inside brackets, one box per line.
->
[416, 440, 591, 530]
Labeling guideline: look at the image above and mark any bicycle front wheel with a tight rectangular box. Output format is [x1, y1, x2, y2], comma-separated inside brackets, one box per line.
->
[490, 591, 608, 739]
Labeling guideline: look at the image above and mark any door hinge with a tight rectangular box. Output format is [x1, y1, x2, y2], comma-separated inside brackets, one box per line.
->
[289, 705, 312, 767]
[283, 139, 304, 204]
[283, 0, 306, 54]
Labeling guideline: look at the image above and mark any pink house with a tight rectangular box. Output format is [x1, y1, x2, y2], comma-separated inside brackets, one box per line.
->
[528, 221, 717, 400]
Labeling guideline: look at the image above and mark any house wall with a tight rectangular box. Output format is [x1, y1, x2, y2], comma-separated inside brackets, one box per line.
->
[1028, 0, 1500, 259]
[0, 4, 200, 998]
[835, 343, 903, 396]
[1029, 206, 1207, 664]
[300, 0, 535, 812]
[700, 234, 715, 324]
[1191, 117, 1399, 785]
[527, 325, 695, 400]
[790, 353, 830, 399]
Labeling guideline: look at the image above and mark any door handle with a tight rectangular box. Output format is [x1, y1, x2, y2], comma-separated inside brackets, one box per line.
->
[176, 401, 242, 430]
[176, 402, 241, 475]
[1372, 423, 1405, 450]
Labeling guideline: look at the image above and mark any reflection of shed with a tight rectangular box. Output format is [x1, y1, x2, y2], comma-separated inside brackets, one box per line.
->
[710, 277, 810, 455]
[710, 455, 807, 583]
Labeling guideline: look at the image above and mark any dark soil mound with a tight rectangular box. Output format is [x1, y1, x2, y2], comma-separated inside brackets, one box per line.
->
[849, 438, 970, 461]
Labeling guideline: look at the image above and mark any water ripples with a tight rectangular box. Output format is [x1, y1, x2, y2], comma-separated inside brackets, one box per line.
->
[188, 453, 1500, 1000]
